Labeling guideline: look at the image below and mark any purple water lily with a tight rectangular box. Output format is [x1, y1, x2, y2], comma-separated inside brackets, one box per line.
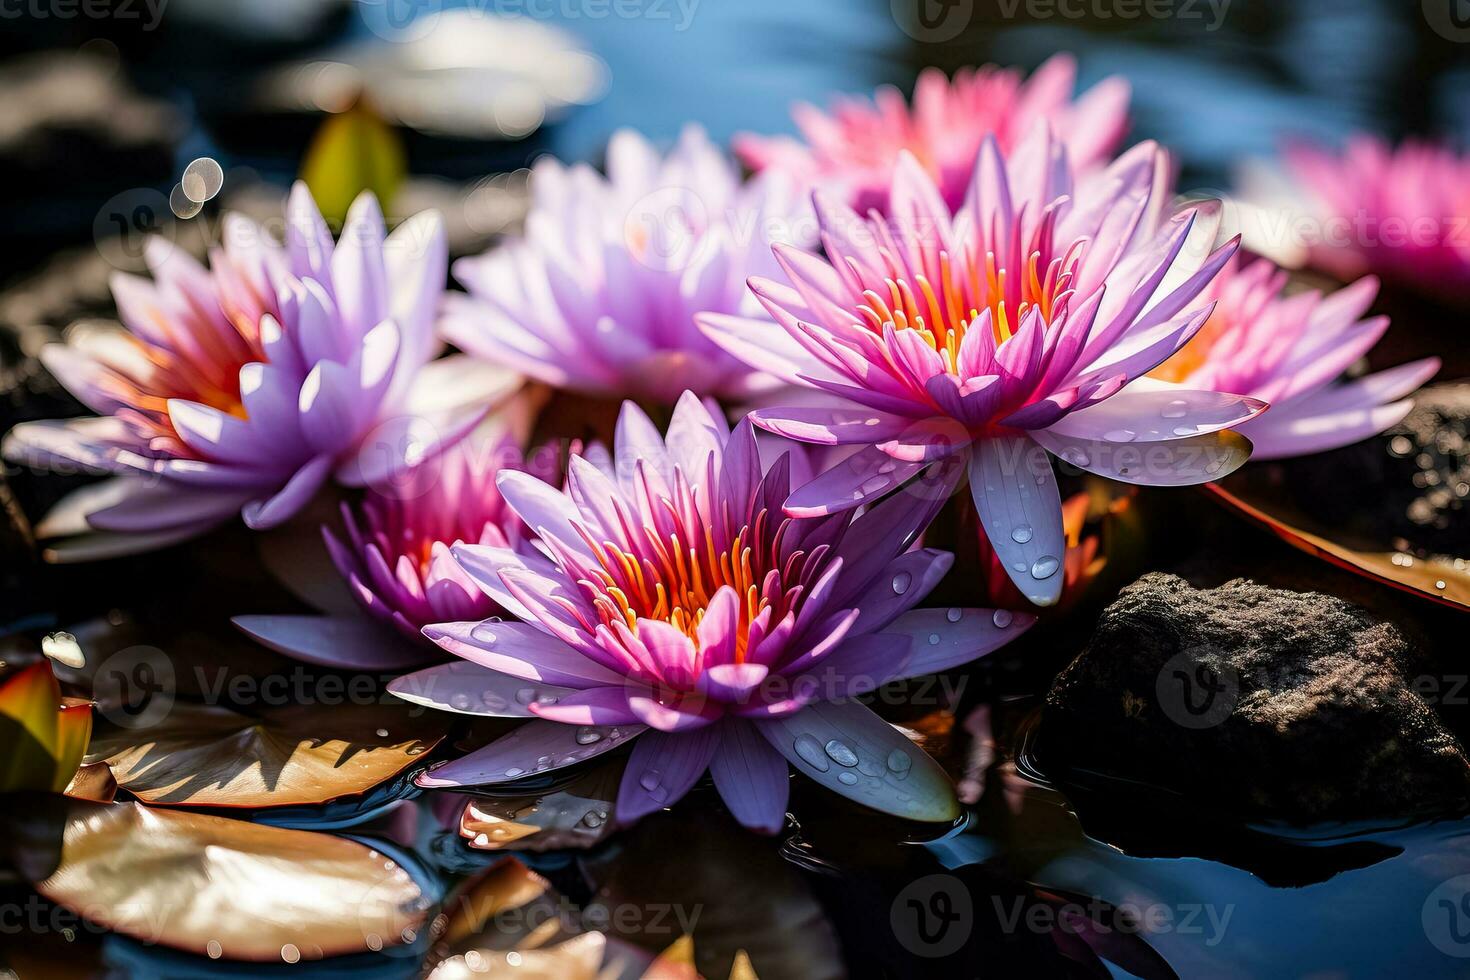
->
[390, 394, 1033, 831]
[3, 184, 519, 556]
[441, 126, 810, 404]
[699, 131, 1265, 606]
[234, 433, 563, 672]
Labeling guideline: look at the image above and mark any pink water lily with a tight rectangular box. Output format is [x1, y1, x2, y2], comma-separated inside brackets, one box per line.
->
[441, 126, 810, 404]
[390, 394, 1033, 831]
[3, 184, 518, 556]
[1150, 258, 1440, 460]
[1281, 136, 1470, 300]
[735, 54, 1129, 215]
[234, 434, 563, 672]
[700, 131, 1264, 606]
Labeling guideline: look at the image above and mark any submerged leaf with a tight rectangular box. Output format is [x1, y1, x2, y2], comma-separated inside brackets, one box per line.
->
[87, 699, 448, 808]
[21, 798, 428, 962]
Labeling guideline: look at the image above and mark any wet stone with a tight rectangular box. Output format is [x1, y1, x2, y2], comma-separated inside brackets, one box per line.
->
[1037, 573, 1470, 822]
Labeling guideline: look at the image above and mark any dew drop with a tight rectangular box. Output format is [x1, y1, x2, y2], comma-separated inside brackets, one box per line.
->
[1103, 428, 1136, 443]
[1011, 524, 1034, 544]
[1437, 580, 1448, 590]
[1012, 561, 1027, 573]
[993, 609, 1014, 628]
[837, 771, 859, 785]
[877, 459, 897, 475]
[281, 944, 301, 964]
[861, 476, 890, 494]
[581, 810, 605, 828]
[515, 687, 537, 705]
[794, 734, 830, 772]
[575, 726, 604, 745]
[1173, 425, 1197, 437]
[1161, 400, 1189, 419]
[450, 693, 472, 710]
[946, 608, 962, 622]
[1064, 448, 1090, 467]
[1030, 556, 1060, 580]
[375, 728, 389, 738]
[824, 739, 859, 767]
[206, 940, 223, 960]
[886, 749, 913, 775]
[927, 633, 941, 645]
[503, 766, 526, 778]
[891, 571, 912, 595]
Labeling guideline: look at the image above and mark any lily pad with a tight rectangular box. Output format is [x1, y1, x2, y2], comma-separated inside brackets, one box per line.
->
[86, 699, 449, 808]
[17, 797, 428, 962]
[457, 759, 624, 852]
[1207, 477, 1470, 612]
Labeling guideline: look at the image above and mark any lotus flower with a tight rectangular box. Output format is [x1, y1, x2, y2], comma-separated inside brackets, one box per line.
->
[1149, 258, 1440, 459]
[700, 133, 1265, 606]
[390, 394, 1034, 831]
[1280, 136, 1470, 300]
[441, 127, 809, 404]
[735, 54, 1130, 215]
[234, 435, 564, 671]
[3, 184, 519, 555]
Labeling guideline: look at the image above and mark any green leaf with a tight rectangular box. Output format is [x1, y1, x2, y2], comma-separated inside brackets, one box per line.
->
[299, 101, 407, 228]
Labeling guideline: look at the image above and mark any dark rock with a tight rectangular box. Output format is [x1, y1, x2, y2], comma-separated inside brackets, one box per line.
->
[1037, 573, 1470, 822]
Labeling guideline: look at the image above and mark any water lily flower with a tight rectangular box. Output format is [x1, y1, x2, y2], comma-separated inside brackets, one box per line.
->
[735, 54, 1130, 214]
[3, 184, 519, 556]
[1149, 258, 1440, 460]
[1280, 136, 1470, 300]
[234, 435, 564, 671]
[700, 132, 1264, 606]
[442, 127, 809, 404]
[391, 394, 1034, 831]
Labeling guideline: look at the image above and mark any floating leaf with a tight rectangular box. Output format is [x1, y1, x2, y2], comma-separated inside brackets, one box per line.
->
[64, 760, 117, 802]
[300, 101, 407, 229]
[1207, 477, 1470, 612]
[86, 699, 448, 808]
[16, 797, 428, 962]
[0, 662, 91, 792]
[458, 758, 623, 852]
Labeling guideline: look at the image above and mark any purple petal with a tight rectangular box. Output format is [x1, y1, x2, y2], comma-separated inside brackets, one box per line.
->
[1045, 383, 1267, 443]
[754, 699, 958, 822]
[880, 607, 1036, 681]
[417, 719, 645, 788]
[241, 454, 334, 530]
[709, 720, 790, 834]
[852, 548, 954, 633]
[615, 727, 721, 826]
[783, 445, 925, 518]
[529, 686, 643, 725]
[699, 663, 770, 702]
[422, 619, 625, 689]
[387, 660, 576, 716]
[1033, 427, 1253, 485]
[233, 614, 431, 670]
[969, 436, 1065, 607]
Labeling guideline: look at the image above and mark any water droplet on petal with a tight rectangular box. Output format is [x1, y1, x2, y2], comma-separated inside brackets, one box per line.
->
[824, 739, 859, 767]
[1013, 561, 1026, 572]
[1162, 400, 1189, 419]
[1437, 580, 1448, 590]
[1103, 429, 1135, 443]
[887, 749, 912, 776]
[575, 726, 604, 745]
[1030, 556, 1060, 580]
[837, 771, 859, 785]
[503, 767, 526, 778]
[515, 687, 537, 705]
[946, 608, 962, 622]
[927, 633, 940, 645]
[1011, 524, 1033, 544]
[450, 693, 472, 710]
[891, 571, 912, 595]
[993, 609, 1014, 628]
[861, 476, 890, 494]
[581, 810, 605, 828]
[1173, 425, 1197, 437]
[877, 459, 897, 475]
[794, 734, 830, 772]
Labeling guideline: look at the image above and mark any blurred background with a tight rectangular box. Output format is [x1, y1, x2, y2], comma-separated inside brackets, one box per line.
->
[0, 0, 1466, 460]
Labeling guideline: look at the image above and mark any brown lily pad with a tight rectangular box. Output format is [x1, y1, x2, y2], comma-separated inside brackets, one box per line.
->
[1206, 477, 1470, 612]
[24, 797, 427, 962]
[458, 759, 624, 853]
[86, 699, 449, 808]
